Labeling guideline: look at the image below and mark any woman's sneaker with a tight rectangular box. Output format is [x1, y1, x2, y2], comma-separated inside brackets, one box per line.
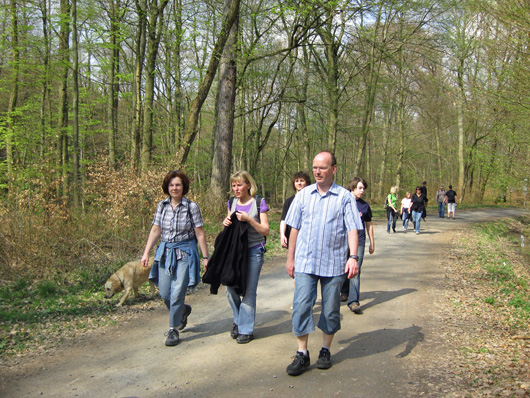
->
[178, 304, 192, 331]
[230, 323, 239, 339]
[286, 351, 310, 376]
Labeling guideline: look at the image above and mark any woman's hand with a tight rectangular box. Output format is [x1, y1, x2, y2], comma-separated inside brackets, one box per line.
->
[202, 258, 209, 271]
[222, 215, 232, 227]
[235, 211, 249, 222]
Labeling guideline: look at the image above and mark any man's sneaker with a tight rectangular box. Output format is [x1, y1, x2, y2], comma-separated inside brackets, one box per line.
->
[286, 351, 310, 376]
[165, 329, 179, 346]
[340, 293, 348, 302]
[178, 304, 192, 331]
[349, 302, 362, 314]
[316, 348, 332, 369]
[230, 323, 239, 339]
[236, 334, 254, 344]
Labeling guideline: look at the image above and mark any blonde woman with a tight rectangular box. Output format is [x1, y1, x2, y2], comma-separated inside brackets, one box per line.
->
[223, 171, 270, 344]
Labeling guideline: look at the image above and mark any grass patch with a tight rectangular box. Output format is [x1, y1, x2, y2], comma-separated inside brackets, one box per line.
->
[0, 261, 142, 357]
[443, 216, 530, 394]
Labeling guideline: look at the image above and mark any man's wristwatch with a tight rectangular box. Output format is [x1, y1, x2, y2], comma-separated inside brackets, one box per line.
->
[349, 255, 359, 260]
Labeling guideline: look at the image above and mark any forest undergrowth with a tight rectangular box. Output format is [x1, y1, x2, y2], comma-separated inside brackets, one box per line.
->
[437, 215, 530, 397]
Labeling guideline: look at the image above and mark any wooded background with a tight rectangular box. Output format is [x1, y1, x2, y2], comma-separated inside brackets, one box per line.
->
[1, 0, 529, 277]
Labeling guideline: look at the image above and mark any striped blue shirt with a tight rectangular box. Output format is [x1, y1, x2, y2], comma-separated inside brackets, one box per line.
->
[285, 182, 363, 277]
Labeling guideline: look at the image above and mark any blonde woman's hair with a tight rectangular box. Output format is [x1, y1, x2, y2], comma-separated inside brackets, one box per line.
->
[230, 171, 258, 197]
[390, 186, 398, 195]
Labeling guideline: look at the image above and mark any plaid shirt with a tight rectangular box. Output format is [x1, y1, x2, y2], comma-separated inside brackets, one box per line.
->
[152, 196, 204, 243]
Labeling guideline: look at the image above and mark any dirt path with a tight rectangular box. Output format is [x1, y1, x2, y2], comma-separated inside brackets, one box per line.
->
[1, 208, 525, 397]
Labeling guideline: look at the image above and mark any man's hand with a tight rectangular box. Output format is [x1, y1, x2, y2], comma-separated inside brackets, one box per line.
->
[344, 258, 359, 279]
[286, 257, 295, 279]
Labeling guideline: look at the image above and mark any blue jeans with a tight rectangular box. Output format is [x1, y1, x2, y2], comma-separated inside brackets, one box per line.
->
[157, 255, 189, 329]
[292, 272, 344, 336]
[226, 247, 264, 335]
[346, 245, 365, 305]
[438, 202, 445, 217]
[402, 210, 410, 230]
[386, 208, 397, 232]
[412, 210, 422, 233]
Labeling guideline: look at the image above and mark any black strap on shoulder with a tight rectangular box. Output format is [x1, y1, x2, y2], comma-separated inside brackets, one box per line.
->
[254, 195, 263, 221]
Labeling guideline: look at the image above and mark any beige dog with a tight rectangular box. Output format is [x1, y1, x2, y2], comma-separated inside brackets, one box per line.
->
[104, 258, 157, 306]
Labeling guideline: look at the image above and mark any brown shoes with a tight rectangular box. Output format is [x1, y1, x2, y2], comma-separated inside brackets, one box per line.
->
[348, 302, 362, 314]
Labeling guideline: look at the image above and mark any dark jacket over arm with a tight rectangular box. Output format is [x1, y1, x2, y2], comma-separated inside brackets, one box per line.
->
[202, 213, 249, 295]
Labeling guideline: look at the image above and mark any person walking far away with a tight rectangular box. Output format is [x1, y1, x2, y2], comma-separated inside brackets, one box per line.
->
[445, 185, 457, 220]
[141, 170, 209, 347]
[420, 181, 428, 221]
[386, 186, 398, 233]
[400, 191, 412, 231]
[284, 151, 363, 376]
[340, 177, 375, 314]
[280, 171, 311, 248]
[436, 186, 447, 218]
[411, 186, 427, 235]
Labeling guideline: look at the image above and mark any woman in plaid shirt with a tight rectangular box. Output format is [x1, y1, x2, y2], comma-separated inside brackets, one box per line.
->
[141, 170, 209, 347]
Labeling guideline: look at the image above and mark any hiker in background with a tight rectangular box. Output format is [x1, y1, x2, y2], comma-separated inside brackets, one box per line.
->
[420, 181, 428, 221]
[436, 186, 447, 218]
[445, 185, 457, 220]
[280, 171, 311, 248]
[340, 177, 375, 314]
[386, 186, 398, 234]
[400, 191, 412, 231]
[411, 186, 428, 235]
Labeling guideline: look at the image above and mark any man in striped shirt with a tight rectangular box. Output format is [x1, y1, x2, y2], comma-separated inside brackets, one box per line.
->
[285, 151, 362, 376]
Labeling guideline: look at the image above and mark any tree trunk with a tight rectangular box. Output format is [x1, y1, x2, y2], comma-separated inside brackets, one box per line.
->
[457, 90, 465, 203]
[209, 0, 239, 205]
[378, 100, 393, 200]
[175, 0, 240, 168]
[317, 17, 340, 153]
[108, 0, 121, 170]
[173, 0, 184, 149]
[5, 0, 20, 200]
[140, 0, 170, 172]
[38, 0, 51, 159]
[72, 0, 81, 207]
[58, 0, 70, 197]
[353, 5, 384, 176]
[131, 0, 147, 168]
